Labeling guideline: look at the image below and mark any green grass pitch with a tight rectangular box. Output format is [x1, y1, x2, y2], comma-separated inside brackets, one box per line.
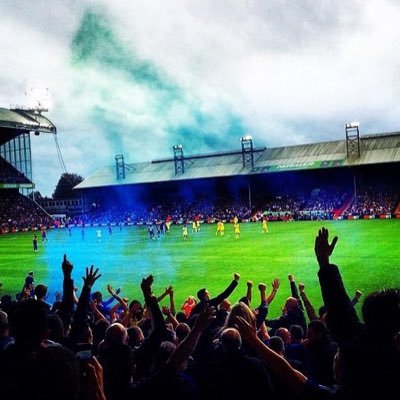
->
[0, 220, 399, 319]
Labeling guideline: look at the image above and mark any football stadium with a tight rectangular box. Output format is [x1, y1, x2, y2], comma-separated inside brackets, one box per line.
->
[1, 107, 400, 398]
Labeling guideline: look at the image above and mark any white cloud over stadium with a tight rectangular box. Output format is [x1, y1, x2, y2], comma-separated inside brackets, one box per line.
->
[1, 0, 400, 196]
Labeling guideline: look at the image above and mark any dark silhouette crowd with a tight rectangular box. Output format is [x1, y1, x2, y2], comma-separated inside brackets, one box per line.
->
[0, 228, 399, 399]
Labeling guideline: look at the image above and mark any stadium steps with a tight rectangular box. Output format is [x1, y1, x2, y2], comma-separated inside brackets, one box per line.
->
[395, 201, 400, 216]
[333, 195, 354, 219]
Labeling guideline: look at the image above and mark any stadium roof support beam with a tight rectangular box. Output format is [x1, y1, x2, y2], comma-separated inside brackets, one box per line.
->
[345, 122, 361, 159]
[115, 154, 125, 180]
[173, 145, 184, 175]
[241, 135, 254, 168]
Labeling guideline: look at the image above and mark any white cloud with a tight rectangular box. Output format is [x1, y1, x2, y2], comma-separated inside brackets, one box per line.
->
[1, 0, 400, 196]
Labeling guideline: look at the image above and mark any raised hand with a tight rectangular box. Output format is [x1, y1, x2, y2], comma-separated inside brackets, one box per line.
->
[62, 254, 73, 277]
[165, 285, 173, 296]
[272, 278, 280, 291]
[247, 280, 253, 288]
[83, 265, 101, 289]
[314, 227, 338, 267]
[106, 284, 114, 295]
[141, 275, 154, 299]
[234, 315, 257, 343]
[355, 289, 363, 300]
[288, 274, 294, 283]
[162, 305, 171, 316]
[258, 283, 266, 292]
[234, 272, 241, 281]
[298, 283, 305, 293]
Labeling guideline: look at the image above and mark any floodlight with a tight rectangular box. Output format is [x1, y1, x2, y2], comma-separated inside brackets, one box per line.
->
[345, 122, 360, 128]
[240, 135, 253, 142]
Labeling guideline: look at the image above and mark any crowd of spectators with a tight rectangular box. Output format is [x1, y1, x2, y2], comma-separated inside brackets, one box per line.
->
[73, 185, 398, 226]
[0, 228, 399, 399]
[0, 182, 398, 232]
[0, 190, 54, 231]
[345, 185, 400, 216]
[0, 157, 31, 184]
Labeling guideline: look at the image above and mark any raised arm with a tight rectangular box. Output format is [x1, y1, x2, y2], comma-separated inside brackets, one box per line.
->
[208, 272, 240, 307]
[288, 274, 304, 310]
[89, 300, 108, 322]
[256, 283, 269, 329]
[162, 306, 179, 330]
[141, 275, 168, 340]
[266, 278, 280, 305]
[58, 254, 75, 330]
[70, 265, 101, 344]
[246, 280, 253, 304]
[298, 283, 318, 321]
[235, 316, 307, 395]
[315, 228, 362, 344]
[156, 285, 173, 303]
[107, 285, 129, 311]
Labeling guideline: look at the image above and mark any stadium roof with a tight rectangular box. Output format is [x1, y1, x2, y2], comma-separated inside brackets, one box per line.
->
[75, 131, 400, 190]
[0, 107, 56, 146]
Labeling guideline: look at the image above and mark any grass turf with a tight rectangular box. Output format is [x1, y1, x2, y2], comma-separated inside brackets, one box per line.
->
[0, 220, 399, 319]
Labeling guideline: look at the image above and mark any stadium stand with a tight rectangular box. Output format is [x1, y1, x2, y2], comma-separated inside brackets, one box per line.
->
[0, 157, 32, 185]
[68, 131, 400, 226]
[0, 107, 56, 232]
[0, 190, 54, 231]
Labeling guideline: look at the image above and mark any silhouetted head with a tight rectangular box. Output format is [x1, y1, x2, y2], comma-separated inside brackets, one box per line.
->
[104, 323, 128, 346]
[220, 328, 242, 353]
[290, 324, 304, 342]
[35, 284, 48, 300]
[284, 297, 299, 312]
[362, 289, 400, 338]
[127, 326, 144, 348]
[238, 296, 250, 306]
[318, 305, 327, 319]
[10, 299, 49, 349]
[269, 336, 285, 356]
[175, 323, 190, 344]
[275, 327, 291, 345]
[226, 302, 256, 330]
[175, 311, 188, 324]
[129, 300, 143, 315]
[92, 291, 103, 303]
[307, 319, 328, 342]
[197, 288, 210, 302]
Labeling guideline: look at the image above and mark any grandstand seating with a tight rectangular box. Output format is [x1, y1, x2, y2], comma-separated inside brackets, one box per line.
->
[0, 157, 31, 185]
[0, 190, 53, 231]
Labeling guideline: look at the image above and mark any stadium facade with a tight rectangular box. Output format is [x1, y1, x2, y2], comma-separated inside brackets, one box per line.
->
[0, 107, 56, 191]
[73, 131, 400, 220]
[75, 132, 400, 190]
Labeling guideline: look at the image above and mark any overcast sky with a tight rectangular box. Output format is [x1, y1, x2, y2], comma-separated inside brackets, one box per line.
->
[1, 0, 400, 196]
